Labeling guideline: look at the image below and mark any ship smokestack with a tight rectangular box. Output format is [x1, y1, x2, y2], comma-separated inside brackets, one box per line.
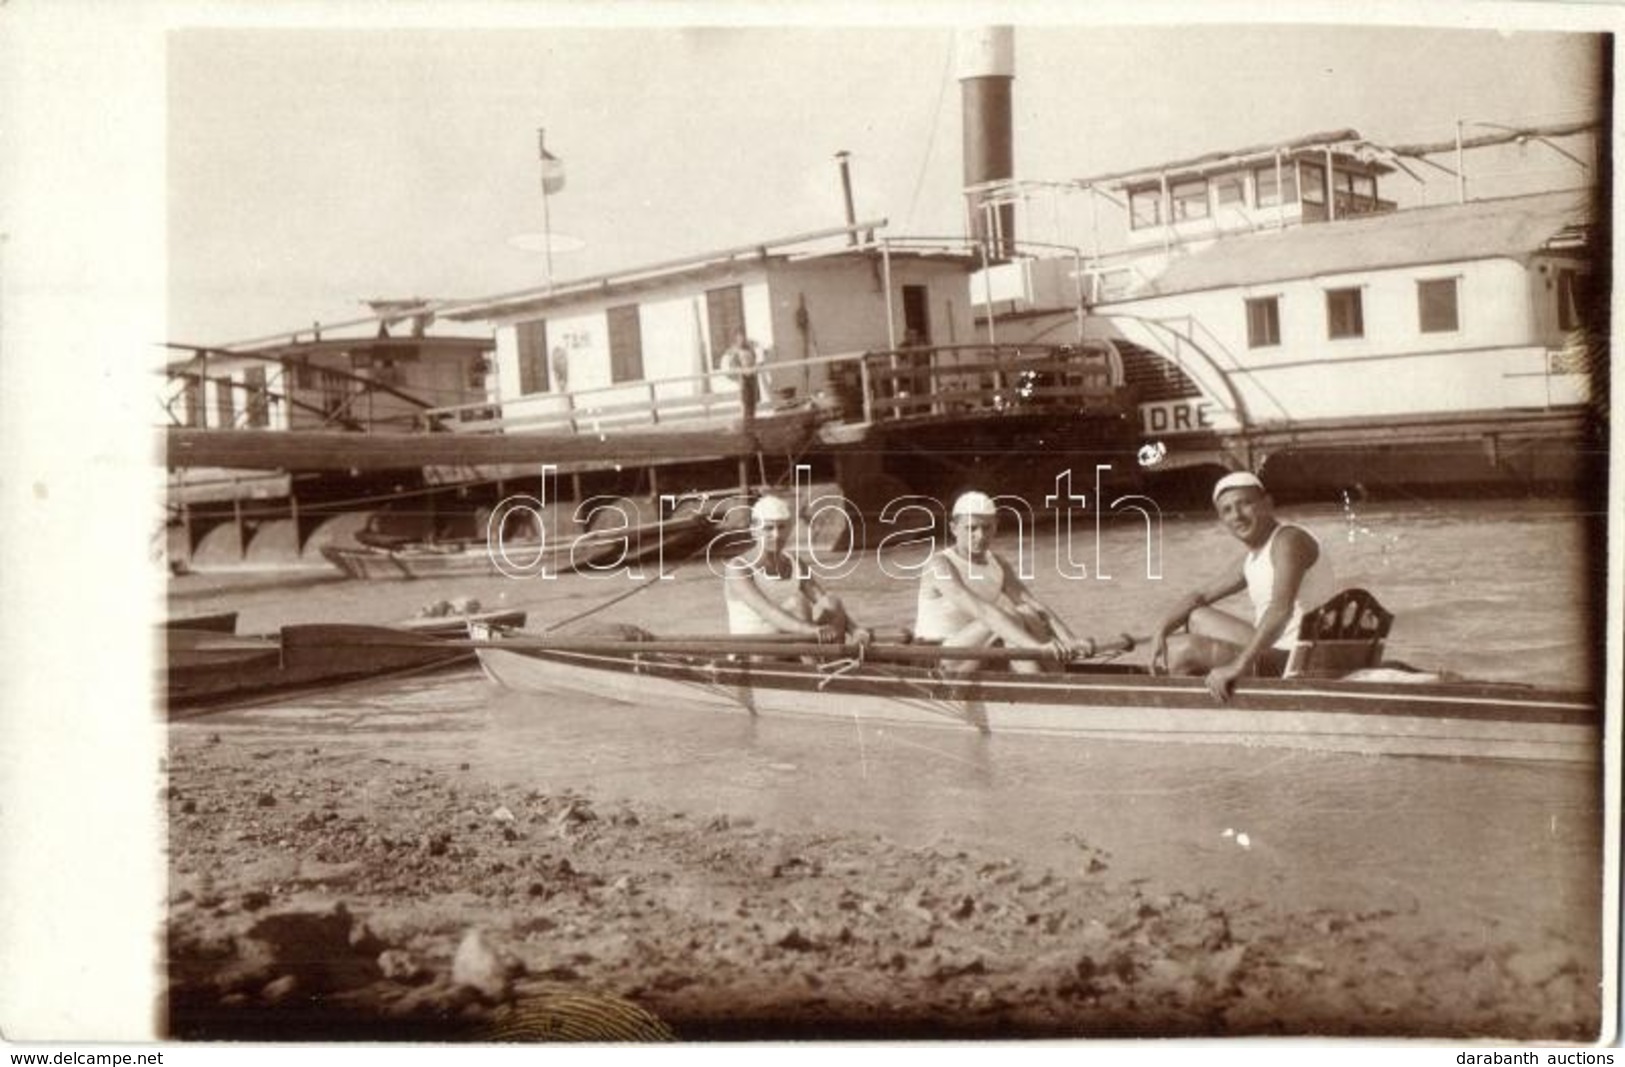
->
[836, 150, 858, 246]
[957, 26, 1015, 259]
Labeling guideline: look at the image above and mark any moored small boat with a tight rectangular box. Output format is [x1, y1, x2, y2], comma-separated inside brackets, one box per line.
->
[469, 627, 1599, 764]
[319, 512, 713, 580]
[164, 609, 527, 712]
[161, 610, 240, 633]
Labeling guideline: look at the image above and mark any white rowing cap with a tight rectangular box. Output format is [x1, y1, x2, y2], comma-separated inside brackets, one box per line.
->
[751, 494, 794, 525]
[1211, 471, 1266, 504]
[952, 490, 998, 518]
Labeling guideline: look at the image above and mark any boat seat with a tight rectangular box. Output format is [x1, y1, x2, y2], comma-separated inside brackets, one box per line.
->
[1282, 588, 1394, 680]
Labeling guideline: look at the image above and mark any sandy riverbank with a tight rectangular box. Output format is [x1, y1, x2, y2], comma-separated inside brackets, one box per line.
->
[164, 723, 1602, 1042]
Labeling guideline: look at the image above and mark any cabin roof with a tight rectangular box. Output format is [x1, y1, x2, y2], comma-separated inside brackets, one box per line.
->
[1105, 129, 1396, 189]
[439, 220, 975, 323]
[1132, 188, 1592, 298]
[165, 333, 492, 367]
[971, 129, 1396, 202]
[444, 246, 972, 321]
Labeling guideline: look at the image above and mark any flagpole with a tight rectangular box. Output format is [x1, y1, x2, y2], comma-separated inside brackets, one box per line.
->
[538, 126, 554, 289]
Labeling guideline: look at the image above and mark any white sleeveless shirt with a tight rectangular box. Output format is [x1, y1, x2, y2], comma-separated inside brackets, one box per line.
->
[725, 555, 811, 635]
[914, 549, 1010, 641]
[1242, 522, 1337, 651]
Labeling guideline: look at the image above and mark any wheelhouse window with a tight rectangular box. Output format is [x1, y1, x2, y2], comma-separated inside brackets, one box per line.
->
[1129, 186, 1163, 229]
[1334, 169, 1380, 214]
[1417, 278, 1460, 333]
[1299, 162, 1327, 206]
[1245, 297, 1281, 348]
[1325, 287, 1364, 339]
[516, 319, 550, 395]
[1170, 179, 1210, 221]
[1254, 164, 1298, 207]
[1214, 174, 1246, 207]
[607, 304, 645, 383]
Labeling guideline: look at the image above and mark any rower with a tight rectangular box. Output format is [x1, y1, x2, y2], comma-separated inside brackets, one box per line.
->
[913, 490, 1082, 674]
[723, 495, 869, 644]
[1150, 471, 1337, 701]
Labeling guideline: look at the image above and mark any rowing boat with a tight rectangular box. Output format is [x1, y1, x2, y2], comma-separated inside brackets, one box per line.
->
[468, 627, 1599, 764]
[319, 512, 713, 580]
[165, 609, 527, 712]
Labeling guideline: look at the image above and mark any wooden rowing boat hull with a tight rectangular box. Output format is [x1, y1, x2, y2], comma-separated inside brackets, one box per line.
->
[165, 610, 527, 712]
[473, 639, 1599, 764]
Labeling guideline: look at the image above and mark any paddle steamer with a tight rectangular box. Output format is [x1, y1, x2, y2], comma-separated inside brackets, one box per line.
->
[161, 30, 1605, 572]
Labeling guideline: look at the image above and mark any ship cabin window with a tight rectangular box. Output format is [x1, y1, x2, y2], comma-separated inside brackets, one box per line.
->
[607, 304, 645, 383]
[1299, 162, 1327, 205]
[1129, 186, 1163, 229]
[1254, 164, 1298, 207]
[706, 285, 746, 363]
[1334, 169, 1380, 215]
[1417, 278, 1460, 334]
[1556, 268, 1591, 331]
[1325, 287, 1365, 339]
[1214, 174, 1246, 207]
[1170, 179, 1210, 221]
[1245, 297, 1281, 348]
[244, 366, 270, 427]
[516, 319, 551, 395]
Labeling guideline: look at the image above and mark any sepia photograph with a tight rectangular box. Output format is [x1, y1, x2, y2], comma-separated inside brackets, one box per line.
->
[1, 0, 1619, 1052]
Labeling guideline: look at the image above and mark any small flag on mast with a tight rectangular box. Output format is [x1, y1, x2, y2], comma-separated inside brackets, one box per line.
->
[538, 129, 565, 195]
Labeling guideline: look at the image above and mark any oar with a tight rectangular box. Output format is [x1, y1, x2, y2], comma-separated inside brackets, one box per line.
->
[280, 624, 1141, 664]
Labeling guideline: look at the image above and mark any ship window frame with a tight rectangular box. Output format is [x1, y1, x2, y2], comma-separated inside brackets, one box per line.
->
[1254, 164, 1298, 207]
[1299, 161, 1328, 205]
[1416, 277, 1461, 334]
[515, 318, 551, 396]
[1245, 295, 1282, 348]
[1128, 186, 1163, 230]
[705, 285, 747, 365]
[1170, 178, 1210, 221]
[1214, 174, 1246, 207]
[1325, 286, 1365, 340]
[607, 304, 646, 383]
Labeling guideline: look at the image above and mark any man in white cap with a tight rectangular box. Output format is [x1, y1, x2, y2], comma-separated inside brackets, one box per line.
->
[724, 494, 868, 643]
[913, 490, 1082, 673]
[1151, 471, 1336, 700]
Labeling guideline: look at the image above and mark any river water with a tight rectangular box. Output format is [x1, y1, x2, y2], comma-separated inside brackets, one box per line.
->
[171, 498, 1609, 961]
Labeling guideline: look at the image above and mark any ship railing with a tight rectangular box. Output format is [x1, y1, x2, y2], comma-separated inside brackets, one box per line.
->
[419, 343, 1124, 437]
[847, 343, 1120, 423]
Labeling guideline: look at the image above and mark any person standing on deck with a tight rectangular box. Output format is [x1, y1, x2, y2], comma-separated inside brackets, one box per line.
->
[719, 329, 764, 424]
[1151, 471, 1336, 701]
[724, 495, 869, 643]
[914, 491, 1082, 674]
